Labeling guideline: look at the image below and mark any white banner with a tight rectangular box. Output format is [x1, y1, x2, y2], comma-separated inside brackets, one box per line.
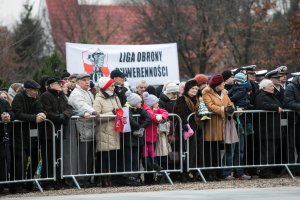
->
[66, 42, 180, 86]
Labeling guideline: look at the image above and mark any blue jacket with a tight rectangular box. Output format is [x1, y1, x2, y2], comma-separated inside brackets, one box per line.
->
[228, 82, 251, 108]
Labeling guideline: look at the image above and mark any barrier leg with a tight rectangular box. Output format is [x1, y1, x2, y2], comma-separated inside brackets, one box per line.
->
[71, 176, 81, 189]
[163, 171, 173, 185]
[34, 180, 43, 192]
[285, 165, 295, 179]
[197, 169, 207, 183]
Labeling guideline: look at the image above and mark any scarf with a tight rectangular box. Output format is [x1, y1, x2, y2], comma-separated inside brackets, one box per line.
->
[184, 95, 199, 112]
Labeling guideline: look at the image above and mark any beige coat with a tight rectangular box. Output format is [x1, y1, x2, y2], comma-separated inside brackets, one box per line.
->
[93, 91, 121, 152]
[202, 86, 234, 141]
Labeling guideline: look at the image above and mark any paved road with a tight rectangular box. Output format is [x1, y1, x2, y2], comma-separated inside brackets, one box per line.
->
[2, 187, 300, 200]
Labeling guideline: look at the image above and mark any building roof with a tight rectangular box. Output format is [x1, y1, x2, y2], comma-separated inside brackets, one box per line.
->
[46, 0, 141, 54]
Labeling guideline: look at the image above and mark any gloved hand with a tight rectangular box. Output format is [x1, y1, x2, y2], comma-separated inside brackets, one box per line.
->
[224, 105, 235, 115]
[133, 128, 144, 137]
[59, 113, 67, 124]
[156, 114, 162, 122]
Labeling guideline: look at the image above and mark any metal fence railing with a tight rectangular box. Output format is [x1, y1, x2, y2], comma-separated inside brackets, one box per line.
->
[1, 110, 300, 192]
[0, 119, 57, 192]
[186, 110, 300, 182]
[59, 113, 183, 189]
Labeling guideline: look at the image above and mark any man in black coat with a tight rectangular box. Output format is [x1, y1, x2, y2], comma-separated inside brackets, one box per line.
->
[110, 69, 128, 107]
[284, 75, 300, 175]
[254, 79, 283, 179]
[0, 98, 14, 193]
[40, 78, 72, 187]
[11, 80, 46, 192]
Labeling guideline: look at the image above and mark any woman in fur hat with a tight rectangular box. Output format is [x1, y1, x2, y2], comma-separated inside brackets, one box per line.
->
[173, 79, 202, 182]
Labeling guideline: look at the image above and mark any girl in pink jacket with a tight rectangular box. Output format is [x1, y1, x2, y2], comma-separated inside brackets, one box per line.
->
[142, 92, 168, 171]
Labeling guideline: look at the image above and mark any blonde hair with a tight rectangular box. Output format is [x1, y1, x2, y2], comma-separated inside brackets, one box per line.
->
[0, 91, 13, 106]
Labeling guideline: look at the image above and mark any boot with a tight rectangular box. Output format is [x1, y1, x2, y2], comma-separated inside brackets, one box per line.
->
[107, 175, 112, 187]
[142, 157, 153, 171]
[101, 176, 109, 188]
[152, 157, 163, 171]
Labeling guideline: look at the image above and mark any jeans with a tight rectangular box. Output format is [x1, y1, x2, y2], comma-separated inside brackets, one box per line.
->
[222, 132, 245, 177]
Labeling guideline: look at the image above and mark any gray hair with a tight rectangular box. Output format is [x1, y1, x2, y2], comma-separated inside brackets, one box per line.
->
[259, 79, 273, 90]
[136, 80, 148, 88]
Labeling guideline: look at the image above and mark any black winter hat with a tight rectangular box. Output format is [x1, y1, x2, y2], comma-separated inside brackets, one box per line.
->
[110, 69, 125, 79]
[24, 80, 41, 89]
[221, 70, 233, 81]
[46, 77, 62, 85]
[183, 79, 198, 96]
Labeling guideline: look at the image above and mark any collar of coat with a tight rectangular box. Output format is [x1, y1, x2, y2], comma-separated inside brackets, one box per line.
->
[202, 85, 228, 99]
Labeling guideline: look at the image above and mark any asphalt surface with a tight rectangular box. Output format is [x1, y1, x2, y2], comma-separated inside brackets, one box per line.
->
[2, 187, 300, 200]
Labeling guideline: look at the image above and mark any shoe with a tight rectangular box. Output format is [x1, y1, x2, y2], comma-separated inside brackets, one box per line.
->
[152, 163, 163, 171]
[101, 176, 109, 188]
[236, 174, 251, 180]
[224, 175, 235, 180]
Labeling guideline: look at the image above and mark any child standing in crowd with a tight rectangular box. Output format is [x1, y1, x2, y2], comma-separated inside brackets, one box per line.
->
[142, 92, 168, 172]
[123, 91, 152, 186]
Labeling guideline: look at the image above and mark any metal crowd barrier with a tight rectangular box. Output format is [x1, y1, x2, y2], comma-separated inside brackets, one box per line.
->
[186, 109, 300, 183]
[60, 113, 183, 189]
[0, 119, 57, 192]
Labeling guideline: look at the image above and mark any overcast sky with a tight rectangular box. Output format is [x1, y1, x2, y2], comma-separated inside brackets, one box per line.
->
[0, 0, 41, 29]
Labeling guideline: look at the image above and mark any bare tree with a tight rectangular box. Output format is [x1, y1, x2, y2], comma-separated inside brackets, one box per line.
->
[48, 0, 122, 55]
[130, 0, 225, 77]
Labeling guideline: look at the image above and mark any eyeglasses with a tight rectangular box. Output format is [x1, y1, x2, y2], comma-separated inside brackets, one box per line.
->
[171, 92, 178, 95]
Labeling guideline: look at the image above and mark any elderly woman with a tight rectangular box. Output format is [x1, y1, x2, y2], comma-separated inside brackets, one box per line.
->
[254, 79, 283, 179]
[93, 77, 122, 187]
[173, 79, 200, 182]
[202, 74, 234, 181]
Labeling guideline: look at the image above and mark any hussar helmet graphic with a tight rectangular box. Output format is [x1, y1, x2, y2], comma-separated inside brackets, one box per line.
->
[82, 48, 110, 83]
[88, 49, 105, 73]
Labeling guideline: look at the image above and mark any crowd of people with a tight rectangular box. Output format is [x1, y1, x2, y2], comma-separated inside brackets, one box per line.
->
[0, 65, 300, 194]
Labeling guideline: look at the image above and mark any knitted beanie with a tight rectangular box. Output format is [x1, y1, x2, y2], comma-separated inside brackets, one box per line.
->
[234, 72, 246, 83]
[194, 74, 208, 86]
[208, 74, 224, 87]
[98, 77, 114, 90]
[143, 92, 159, 107]
[165, 82, 179, 94]
[125, 90, 142, 106]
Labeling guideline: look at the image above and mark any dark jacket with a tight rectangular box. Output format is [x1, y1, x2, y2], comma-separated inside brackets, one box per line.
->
[228, 82, 251, 108]
[249, 80, 259, 105]
[274, 85, 285, 104]
[0, 98, 14, 143]
[11, 91, 45, 148]
[158, 93, 176, 113]
[173, 95, 198, 140]
[123, 105, 151, 147]
[114, 85, 128, 107]
[254, 90, 282, 139]
[284, 76, 300, 111]
[283, 76, 300, 123]
[40, 89, 73, 139]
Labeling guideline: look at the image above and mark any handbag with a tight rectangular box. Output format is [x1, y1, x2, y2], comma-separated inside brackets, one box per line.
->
[168, 151, 180, 163]
[183, 124, 194, 140]
[158, 120, 170, 132]
[224, 118, 239, 144]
